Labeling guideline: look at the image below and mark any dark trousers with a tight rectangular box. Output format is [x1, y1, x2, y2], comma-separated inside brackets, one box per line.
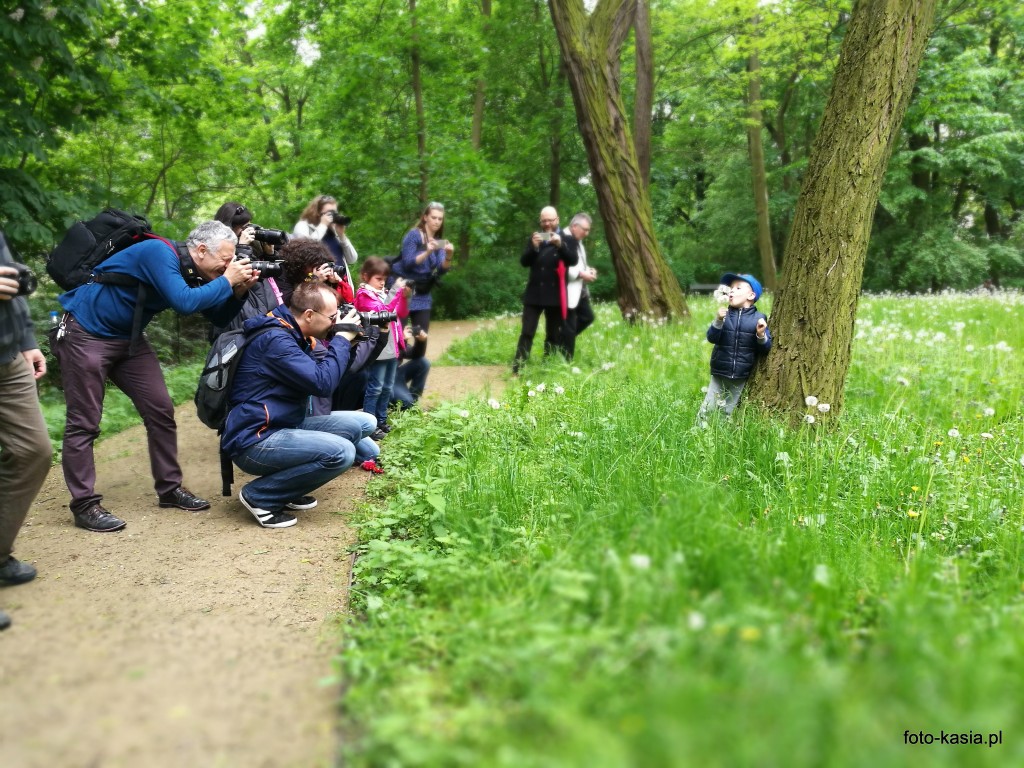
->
[513, 303, 565, 372]
[391, 357, 431, 409]
[405, 309, 432, 360]
[54, 316, 182, 514]
[333, 368, 369, 412]
[0, 355, 52, 560]
[563, 296, 595, 361]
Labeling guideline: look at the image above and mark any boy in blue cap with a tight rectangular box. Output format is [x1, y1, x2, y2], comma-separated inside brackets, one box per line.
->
[698, 273, 771, 421]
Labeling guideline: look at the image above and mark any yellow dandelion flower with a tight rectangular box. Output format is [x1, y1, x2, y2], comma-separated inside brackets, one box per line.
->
[911, 486, 920, 492]
[962, 455, 970, 464]
[908, 510, 920, 519]
[739, 626, 762, 642]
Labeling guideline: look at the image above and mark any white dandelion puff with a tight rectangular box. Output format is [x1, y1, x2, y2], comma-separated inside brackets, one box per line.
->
[487, 399, 501, 409]
[983, 408, 995, 417]
[536, 382, 546, 392]
[458, 409, 470, 418]
[896, 376, 910, 386]
[805, 395, 818, 407]
[948, 428, 960, 438]
[571, 366, 582, 374]
[629, 554, 651, 570]
[528, 390, 537, 398]
[981, 433, 993, 440]
[817, 403, 831, 413]
[554, 385, 565, 395]
[804, 414, 816, 424]
[688, 611, 707, 631]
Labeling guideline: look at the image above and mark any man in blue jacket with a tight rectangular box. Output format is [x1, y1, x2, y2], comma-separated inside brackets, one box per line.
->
[54, 220, 259, 533]
[222, 282, 375, 529]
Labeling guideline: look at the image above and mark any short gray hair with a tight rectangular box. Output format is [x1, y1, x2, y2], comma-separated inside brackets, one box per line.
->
[186, 220, 237, 251]
[570, 213, 592, 228]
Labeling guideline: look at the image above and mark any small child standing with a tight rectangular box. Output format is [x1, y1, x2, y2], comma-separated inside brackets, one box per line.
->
[355, 257, 409, 440]
[698, 272, 771, 421]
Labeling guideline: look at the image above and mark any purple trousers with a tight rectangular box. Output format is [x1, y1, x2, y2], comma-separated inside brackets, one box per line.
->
[54, 316, 182, 514]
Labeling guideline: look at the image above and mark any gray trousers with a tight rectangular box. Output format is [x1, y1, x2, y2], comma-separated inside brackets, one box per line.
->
[698, 374, 748, 420]
[54, 316, 182, 514]
[0, 355, 52, 560]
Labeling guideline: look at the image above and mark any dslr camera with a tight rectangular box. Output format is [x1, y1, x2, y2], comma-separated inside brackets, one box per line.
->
[9, 263, 38, 296]
[328, 211, 352, 227]
[251, 226, 289, 247]
[250, 260, 284, 279]
[338, 302, 397, 329]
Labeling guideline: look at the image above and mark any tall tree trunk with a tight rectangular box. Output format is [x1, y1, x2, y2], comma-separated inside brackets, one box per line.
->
[410, 0, 428, 205]
[549, 0, 687, 320]
[746, 33, 777, 291]
[458, 0, 492, 265]
[747, 0, 937, 423]
[633, 0, 653, 187]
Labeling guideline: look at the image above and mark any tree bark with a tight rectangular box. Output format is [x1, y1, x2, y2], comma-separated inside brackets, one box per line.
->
[747, 0, 937, 423]
[549, 0, 687, 320]
[633, 0, 653, 187]
[746, 33, 777, 291]
[458, 0, 492, 264]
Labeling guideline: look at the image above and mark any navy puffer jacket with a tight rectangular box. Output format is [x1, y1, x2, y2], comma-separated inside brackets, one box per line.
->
[707, 305, 771, 380]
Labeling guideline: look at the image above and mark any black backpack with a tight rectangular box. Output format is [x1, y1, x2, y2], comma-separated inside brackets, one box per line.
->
[195, 324, 274, 495]
[47, 208, 154, 291]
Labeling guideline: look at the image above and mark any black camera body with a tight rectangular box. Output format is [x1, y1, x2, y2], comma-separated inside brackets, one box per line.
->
[9, 262, 37, 296]
[251, 226, 289, 246]
[339, 302, 397, 329]
[328, 211, 352, 227]
[250, 260, 284, 279]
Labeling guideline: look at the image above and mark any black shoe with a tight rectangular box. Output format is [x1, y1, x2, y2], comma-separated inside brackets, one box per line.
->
[74, 504, 127, 533]
[0, 610, 10, 631]
[158, 486, 211, 511]
[286, 496, 317, 510]
[378, 422, 393, 434]
[239, 491, 297, 529]
[370, 428, 387, 441]
[0, 556, 37, 586]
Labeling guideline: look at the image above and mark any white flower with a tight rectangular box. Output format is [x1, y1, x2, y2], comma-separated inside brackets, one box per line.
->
[553, 385, 565, 395]
[981, 433, 993, 440]
[813, 564, 831, 587]
[571, 367, 582, 374]
[804, 414, 816, 424]
[536, 382, 546, 392]
[458, 409, 470, 418]
[629, 554, 651, 570]
[601, 362, 615, 371]
[43, 6, 57, 20]
[775, 452, 791, 465]
[688, 611, 707, 631]
[947, 428, 960, 438]
[995, 341, 1012, 352]
[528, 390, 536, 398]
[965, 344, 975, 352]
[624, 343, 633, 350]
[805, 395, 818, 407]
[9, 9, 24, 22]
[568, 431, 585, 439]
[896, 376, 910, 386]
[983, 408, 995, 417]
[488, 398, 501, 409]
[817, 403, 831, 413]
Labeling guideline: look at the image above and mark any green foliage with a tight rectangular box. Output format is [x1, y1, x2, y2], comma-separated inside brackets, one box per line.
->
[340, 293, 1024, 766]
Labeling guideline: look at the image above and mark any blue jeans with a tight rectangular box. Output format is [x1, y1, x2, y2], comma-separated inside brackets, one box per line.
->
[364, 358, 398, 426]
[232, 411, 377, 511]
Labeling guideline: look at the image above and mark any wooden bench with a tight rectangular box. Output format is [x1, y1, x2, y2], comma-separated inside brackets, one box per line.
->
[688, 283, 721, 294]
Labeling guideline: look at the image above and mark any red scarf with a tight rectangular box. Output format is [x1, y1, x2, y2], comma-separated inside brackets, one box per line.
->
[556, 261, 568, 320]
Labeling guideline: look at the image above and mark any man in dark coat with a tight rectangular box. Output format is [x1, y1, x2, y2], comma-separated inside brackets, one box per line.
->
[512, 206, 579, 373]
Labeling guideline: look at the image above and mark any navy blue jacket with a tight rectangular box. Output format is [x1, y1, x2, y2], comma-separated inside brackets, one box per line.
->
[707, 305, 771, 380]
[221, 305, 351, 456]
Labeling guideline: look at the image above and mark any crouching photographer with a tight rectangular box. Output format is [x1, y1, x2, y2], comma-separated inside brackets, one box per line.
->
[222, 282, 377, 528]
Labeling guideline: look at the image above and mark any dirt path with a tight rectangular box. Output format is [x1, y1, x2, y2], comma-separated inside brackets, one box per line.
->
[0, 320, 506, 768]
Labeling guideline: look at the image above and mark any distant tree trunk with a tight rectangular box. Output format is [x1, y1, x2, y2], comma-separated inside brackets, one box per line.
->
[746, 34, 777, 291]
[549, 0, 687, 320]
[410, 0, 428, 205]
[458, 0, 492, 265]
[633, 0, 653, 187]
[747, 0, 937, 423]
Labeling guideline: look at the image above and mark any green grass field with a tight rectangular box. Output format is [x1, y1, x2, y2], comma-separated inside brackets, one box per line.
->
[341, 291, 1024, 767]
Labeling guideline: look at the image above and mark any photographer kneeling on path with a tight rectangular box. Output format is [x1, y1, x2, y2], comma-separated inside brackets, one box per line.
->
[54, 220, 258, 533]
[221, 282, 372, 529]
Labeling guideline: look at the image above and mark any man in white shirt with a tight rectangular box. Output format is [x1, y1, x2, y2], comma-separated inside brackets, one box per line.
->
[562, 213, 597, 361]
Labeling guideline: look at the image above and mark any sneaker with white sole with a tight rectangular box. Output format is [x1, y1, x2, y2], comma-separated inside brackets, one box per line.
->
[239, 491, 297, 529]
[286, 496, 317, 510]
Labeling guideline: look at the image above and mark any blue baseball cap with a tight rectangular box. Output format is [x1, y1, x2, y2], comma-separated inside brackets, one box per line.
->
[720, 273, 762, 302]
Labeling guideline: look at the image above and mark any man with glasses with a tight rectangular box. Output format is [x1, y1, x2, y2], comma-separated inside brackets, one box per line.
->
[221, 282, 376, 529]
[561, 213, 597, 361]
[512, 206, 579, 374]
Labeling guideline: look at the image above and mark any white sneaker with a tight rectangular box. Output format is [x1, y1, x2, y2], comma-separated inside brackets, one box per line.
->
[239, 491, 297, 529]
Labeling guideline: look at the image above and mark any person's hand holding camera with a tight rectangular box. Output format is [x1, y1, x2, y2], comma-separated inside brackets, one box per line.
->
[582, 267, 598, 283]
[333, 306, 362, 342]
[0, 266, 19, 300]
[224, 256, 258, 296]
[238, 226, 256, 246]
[315, 263, 339, 285]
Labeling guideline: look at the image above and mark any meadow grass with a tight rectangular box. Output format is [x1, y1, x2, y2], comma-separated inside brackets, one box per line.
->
[347, 291, 1024, 767]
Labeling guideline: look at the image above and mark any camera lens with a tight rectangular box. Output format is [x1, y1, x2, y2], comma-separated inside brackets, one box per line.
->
[12, 263, 37, 296]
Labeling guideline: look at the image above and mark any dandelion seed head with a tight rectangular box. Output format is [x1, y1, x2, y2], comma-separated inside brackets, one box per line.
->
[981, 432, 993, 440]
[528, 390, 536, 398]
[688, 611, 706, 631]
[896, 376, 910, 386]
[458, 409, 470, 418]
[817, 403, 831, 413]
[805, 395, 818, 407]
[983, 407, 995, 417]
[629, 554, 651, 570]
[948, 428, 960, 438]
[804, 414, 816, 424]
[487, 398, 501, 409]
[571, 367, 582, 374]
[965, 344, 975, 352]
[553, 385, 565, 395]
[536, 383, 546, 392]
